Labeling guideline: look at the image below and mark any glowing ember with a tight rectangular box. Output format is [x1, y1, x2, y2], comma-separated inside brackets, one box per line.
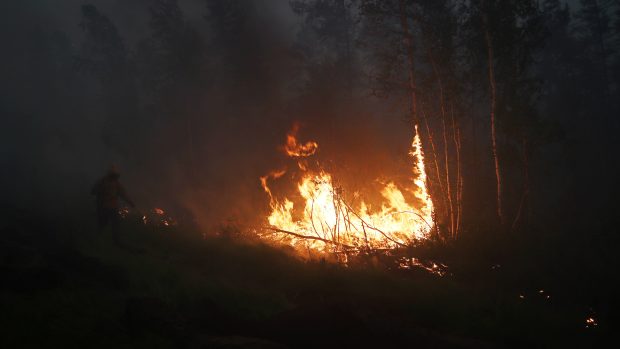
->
[118, 207, 131, 218]
[585, 317, 597, 328]
[399, 257, 448, 276]
[118, 206, 177, 227]
[537, 289, 551, 300]
[260, 124, 434, 254]
[149, 207, 176, 227]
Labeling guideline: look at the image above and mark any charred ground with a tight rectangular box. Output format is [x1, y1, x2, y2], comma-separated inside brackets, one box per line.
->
[0, 207, 613, 348]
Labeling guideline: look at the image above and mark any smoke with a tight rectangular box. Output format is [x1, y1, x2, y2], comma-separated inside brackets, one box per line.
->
[0, 1, 462, 234]
[0, 2, 278, 217]
[0, 0, 407, 232]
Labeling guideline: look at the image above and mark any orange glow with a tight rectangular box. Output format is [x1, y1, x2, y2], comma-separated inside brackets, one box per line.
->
[283, 123, 318, 157]
[260, 169, 287, 203]
[399, 257, 448, 276]
[260, 124, 434, 254]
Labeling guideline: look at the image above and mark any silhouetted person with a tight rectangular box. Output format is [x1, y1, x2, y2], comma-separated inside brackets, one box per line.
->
[91, 165, 135, 239]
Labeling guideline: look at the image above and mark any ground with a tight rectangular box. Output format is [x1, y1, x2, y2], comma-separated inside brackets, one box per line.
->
[0, 207, 610, 348]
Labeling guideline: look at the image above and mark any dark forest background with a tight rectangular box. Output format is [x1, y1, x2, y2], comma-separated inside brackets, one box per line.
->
[2, 0, 618, 236]
[1, 1, 620, 347]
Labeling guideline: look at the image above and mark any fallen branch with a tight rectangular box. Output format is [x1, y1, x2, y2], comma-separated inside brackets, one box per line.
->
[388, 211, 434, 232]
[339, 200, 409, 248]
[263, 226, 356, 250]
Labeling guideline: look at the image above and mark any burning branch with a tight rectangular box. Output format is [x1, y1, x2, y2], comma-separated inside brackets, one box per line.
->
[263, 226, 356, 250]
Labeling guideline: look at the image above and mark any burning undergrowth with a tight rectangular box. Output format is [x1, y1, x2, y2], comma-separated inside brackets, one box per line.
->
[258, 122, 439, 270]
[119, 207, 177, 228]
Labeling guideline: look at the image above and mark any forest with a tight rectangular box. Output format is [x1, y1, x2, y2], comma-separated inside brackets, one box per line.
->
[1, 0, 618, 347]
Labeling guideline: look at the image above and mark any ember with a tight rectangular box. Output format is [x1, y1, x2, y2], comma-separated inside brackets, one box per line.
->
[398, 257, 449, 276]
[147, 207, 177, 227]
[585, 317, 597, 328]
[118, 206, 177, 228]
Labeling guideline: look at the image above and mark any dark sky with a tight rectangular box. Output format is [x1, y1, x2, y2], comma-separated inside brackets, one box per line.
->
[35, 0, 298, 44]
[21, 0, 583, 45]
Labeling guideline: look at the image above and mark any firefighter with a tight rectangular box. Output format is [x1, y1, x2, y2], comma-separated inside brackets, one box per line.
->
[91, 165, 135, 238]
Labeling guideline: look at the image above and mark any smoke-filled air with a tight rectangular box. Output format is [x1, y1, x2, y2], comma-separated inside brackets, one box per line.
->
[1, 0, 618, 347]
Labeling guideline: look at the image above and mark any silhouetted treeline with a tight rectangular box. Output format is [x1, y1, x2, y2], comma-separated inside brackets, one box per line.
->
[1, 0, 619, 240]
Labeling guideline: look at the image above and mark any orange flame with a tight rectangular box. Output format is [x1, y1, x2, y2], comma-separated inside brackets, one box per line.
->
[260, 169, 287, 203]
[283, 123, 318, 157]
[260, 124, 434, 253]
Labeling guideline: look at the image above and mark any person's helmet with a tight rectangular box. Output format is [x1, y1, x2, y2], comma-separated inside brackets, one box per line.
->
[108, 164, 120, 177]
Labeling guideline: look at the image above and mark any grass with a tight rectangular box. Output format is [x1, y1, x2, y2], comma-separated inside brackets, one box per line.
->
[0, 208, 609, 348]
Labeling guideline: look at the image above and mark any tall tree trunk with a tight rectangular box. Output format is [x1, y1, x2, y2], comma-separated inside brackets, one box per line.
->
[184, 93, 197, 186]
[427, 48, 454, 238]
[511, 137, 530, 231]
[469, 80, 479, 232]
[442, 115, 455, 237]
[399, 0, 417, 123]
[338, 0, 354, 99]
[482, 9, 504, 225]
[422, 108, 448, 221]
[451, 105, 463, 237]
[592, 0, 611, 98]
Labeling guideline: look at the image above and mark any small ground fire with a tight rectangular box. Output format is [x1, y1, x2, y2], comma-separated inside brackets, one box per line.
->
[260, 123, 434, 255]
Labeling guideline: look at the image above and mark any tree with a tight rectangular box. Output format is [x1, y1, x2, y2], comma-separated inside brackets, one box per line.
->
[291, 0, 359, 99]
[571, 0, 619, 178]
[139, 0, 208, 181]
[613, 1, 620, 107]
[575, 0, 615, 97]
[205, 0, 268, 96]
[142, 0, 206, 94]
[77, 4, 138, 153]
[416, 0, 461, 237]
[77, 5, 129, 82]
[360, 0, 464, 238]
[460, 0, 545, 229]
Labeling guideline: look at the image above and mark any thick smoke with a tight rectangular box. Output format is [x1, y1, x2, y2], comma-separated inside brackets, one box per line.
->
[0, 0, 410, 232]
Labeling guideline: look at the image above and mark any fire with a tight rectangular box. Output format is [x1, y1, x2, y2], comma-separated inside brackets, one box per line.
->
[399, 257, 448, 276]
[118, 206, 177, 227]
[585, 317, 598, 328]
[283, 123, 318, 157]
[260, 124, 434, 254]
[260, 169, 287, 203]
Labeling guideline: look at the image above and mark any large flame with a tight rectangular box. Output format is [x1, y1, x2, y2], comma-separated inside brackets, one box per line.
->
[260, 125, 434, 253]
